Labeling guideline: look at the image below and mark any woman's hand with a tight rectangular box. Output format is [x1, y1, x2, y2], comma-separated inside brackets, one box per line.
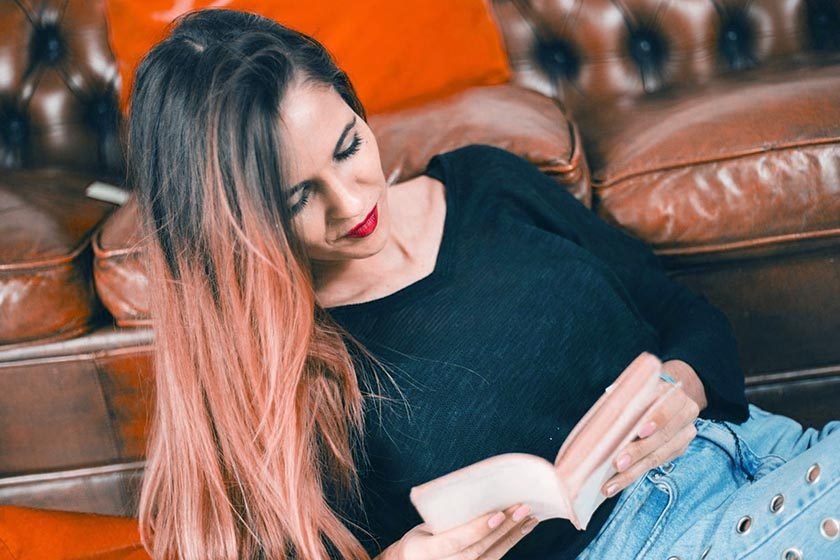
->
[600, 361, 705, 498]
[374, 503, 539, 560]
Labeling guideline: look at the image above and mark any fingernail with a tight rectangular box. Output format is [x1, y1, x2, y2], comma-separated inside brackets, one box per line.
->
[605, 484, 620, 497]
[488, 511, 505, 528]
[521, 516, 539, 535]
[638, 421, 657, 438]
[512, 504, 531, 522]
[616, 453, 631, 471]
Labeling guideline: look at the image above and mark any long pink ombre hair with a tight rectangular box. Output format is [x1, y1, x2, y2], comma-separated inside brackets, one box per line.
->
[126, 9, 397, 559]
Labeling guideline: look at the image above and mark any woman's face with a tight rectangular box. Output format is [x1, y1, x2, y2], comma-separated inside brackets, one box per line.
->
[279, 81, 390, 265]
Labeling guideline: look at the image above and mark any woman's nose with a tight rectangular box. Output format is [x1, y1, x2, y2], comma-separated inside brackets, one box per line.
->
[322, 173, 366, 219]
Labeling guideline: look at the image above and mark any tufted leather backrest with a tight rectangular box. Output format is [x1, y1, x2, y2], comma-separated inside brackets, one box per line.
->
[491, 0, 840, 109]
[0, 0, 122, 177]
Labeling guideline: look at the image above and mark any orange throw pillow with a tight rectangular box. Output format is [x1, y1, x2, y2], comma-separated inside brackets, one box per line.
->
[106, 0, 511, 115]
[0, 506, 149, 560]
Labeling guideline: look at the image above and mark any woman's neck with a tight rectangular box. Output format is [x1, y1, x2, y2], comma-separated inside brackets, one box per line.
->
[313, 175, 445, 308]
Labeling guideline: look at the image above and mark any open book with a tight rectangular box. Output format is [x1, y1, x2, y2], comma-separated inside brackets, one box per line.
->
[409, 352, 681, 532]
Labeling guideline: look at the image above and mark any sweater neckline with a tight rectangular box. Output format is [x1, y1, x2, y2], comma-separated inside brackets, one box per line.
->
[325, 154, 457, 315]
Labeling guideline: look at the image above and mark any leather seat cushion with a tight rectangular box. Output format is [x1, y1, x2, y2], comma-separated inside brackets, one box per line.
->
[0, 170, 116, 345]
[93, 84, 590, 327]
[578, 58, 840, 256]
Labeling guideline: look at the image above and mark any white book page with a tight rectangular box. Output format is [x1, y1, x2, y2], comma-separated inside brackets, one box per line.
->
[410, 453, 569, 533]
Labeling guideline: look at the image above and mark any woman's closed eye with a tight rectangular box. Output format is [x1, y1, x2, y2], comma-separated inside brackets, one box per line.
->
[290, 187, 311, 215]
[335, 132, 363, 161]
[290, 132, 364, 215]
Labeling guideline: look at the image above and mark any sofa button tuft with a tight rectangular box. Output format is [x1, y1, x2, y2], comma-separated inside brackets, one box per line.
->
[718, 12, 755, 70]
[31, 22, 65, 65]
[534, 39, 580, 81]
[1, 108, 29, 147]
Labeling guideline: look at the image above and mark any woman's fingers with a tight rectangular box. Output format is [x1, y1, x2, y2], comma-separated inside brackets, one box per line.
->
[600, 387, 700, 498]
[633, 381, 698, 441]
[615, 386, 687, 467]
[602, 420, 698, 497]
[403, 503, 531, 559]
[467, 514, 540, 560]
[437, 505, 537, 560]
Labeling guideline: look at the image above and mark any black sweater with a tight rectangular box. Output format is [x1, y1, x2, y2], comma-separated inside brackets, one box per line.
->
[325, 145, 749, 559]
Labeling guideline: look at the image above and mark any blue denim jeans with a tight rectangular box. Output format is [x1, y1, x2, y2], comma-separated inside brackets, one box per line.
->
[577, 404, 840, 559]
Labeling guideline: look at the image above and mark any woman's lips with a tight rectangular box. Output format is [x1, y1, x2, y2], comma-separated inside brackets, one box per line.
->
[344, 205, 378, 238]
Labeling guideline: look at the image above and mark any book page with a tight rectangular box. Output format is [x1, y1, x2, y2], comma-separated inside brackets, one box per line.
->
[409, 453, 569, 534]
[409, 352, 674, 533]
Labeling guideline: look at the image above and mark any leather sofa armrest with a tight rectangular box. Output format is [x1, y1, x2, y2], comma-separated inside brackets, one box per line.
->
[0, 169, 117, 345]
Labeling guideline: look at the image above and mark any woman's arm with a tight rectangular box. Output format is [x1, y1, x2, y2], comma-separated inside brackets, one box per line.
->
[483, 146, 749, 422]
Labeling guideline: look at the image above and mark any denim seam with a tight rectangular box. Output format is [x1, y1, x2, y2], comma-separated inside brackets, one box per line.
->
[708, 419, 757, 482]
[635, 475, 678, 559]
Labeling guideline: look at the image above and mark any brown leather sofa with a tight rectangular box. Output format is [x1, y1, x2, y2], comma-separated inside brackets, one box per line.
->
[1, 0, 838, 523]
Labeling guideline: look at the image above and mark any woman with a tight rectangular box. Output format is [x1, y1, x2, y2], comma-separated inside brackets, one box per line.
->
[127, 8, 839, 560]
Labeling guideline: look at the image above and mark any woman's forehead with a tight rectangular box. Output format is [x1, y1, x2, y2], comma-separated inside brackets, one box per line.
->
[279, 83, 355, 183]
[280, 82, 350, 140]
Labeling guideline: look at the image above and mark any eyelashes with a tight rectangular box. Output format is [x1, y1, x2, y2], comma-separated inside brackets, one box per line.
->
[335, 132, 363, 161]
[290, 190, 310, 215]
[289, 133, 365, 216]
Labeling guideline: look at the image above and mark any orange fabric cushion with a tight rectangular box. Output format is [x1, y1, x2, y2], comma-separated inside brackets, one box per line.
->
[106, 0, 511, 115]
[0, 506, 149, 560]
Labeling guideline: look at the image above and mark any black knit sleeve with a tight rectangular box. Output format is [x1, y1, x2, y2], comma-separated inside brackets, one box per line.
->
[470, 145, 749, 422]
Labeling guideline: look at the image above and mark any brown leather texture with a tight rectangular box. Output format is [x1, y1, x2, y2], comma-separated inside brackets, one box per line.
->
[0, 345, 152, 476]
[92, 198, 149, 328]
[0, 169, 117, 344]
[746, 375, 840, 430]
[586, 59, 840, 252]
[491, 0, 840, 104]
[0, 0, 122, 177]
[665, 240, 840, 377]
[369, 84, 592, 206]
[0, 322, 151, 516]
[0, 463, 144, 518]
[0, 330, 152, 516]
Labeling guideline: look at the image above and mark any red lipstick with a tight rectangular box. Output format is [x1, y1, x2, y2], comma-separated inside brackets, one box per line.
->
[344, 205, 378, 238]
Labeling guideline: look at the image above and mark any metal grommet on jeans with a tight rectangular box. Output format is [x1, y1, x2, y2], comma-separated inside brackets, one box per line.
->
[781, 547, 802, 560]
[769, 494, 785, 514]
[806, 463, 821, 484]
[573, 404, 840, 560]
[735, 516, 752, 535]
[821, 518, 839, 540]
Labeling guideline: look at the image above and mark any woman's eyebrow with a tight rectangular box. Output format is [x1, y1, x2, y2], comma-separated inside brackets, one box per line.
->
[286, 116, 357, 198]
[286, 179, 313, 199]
[333, 116, 357, 155]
